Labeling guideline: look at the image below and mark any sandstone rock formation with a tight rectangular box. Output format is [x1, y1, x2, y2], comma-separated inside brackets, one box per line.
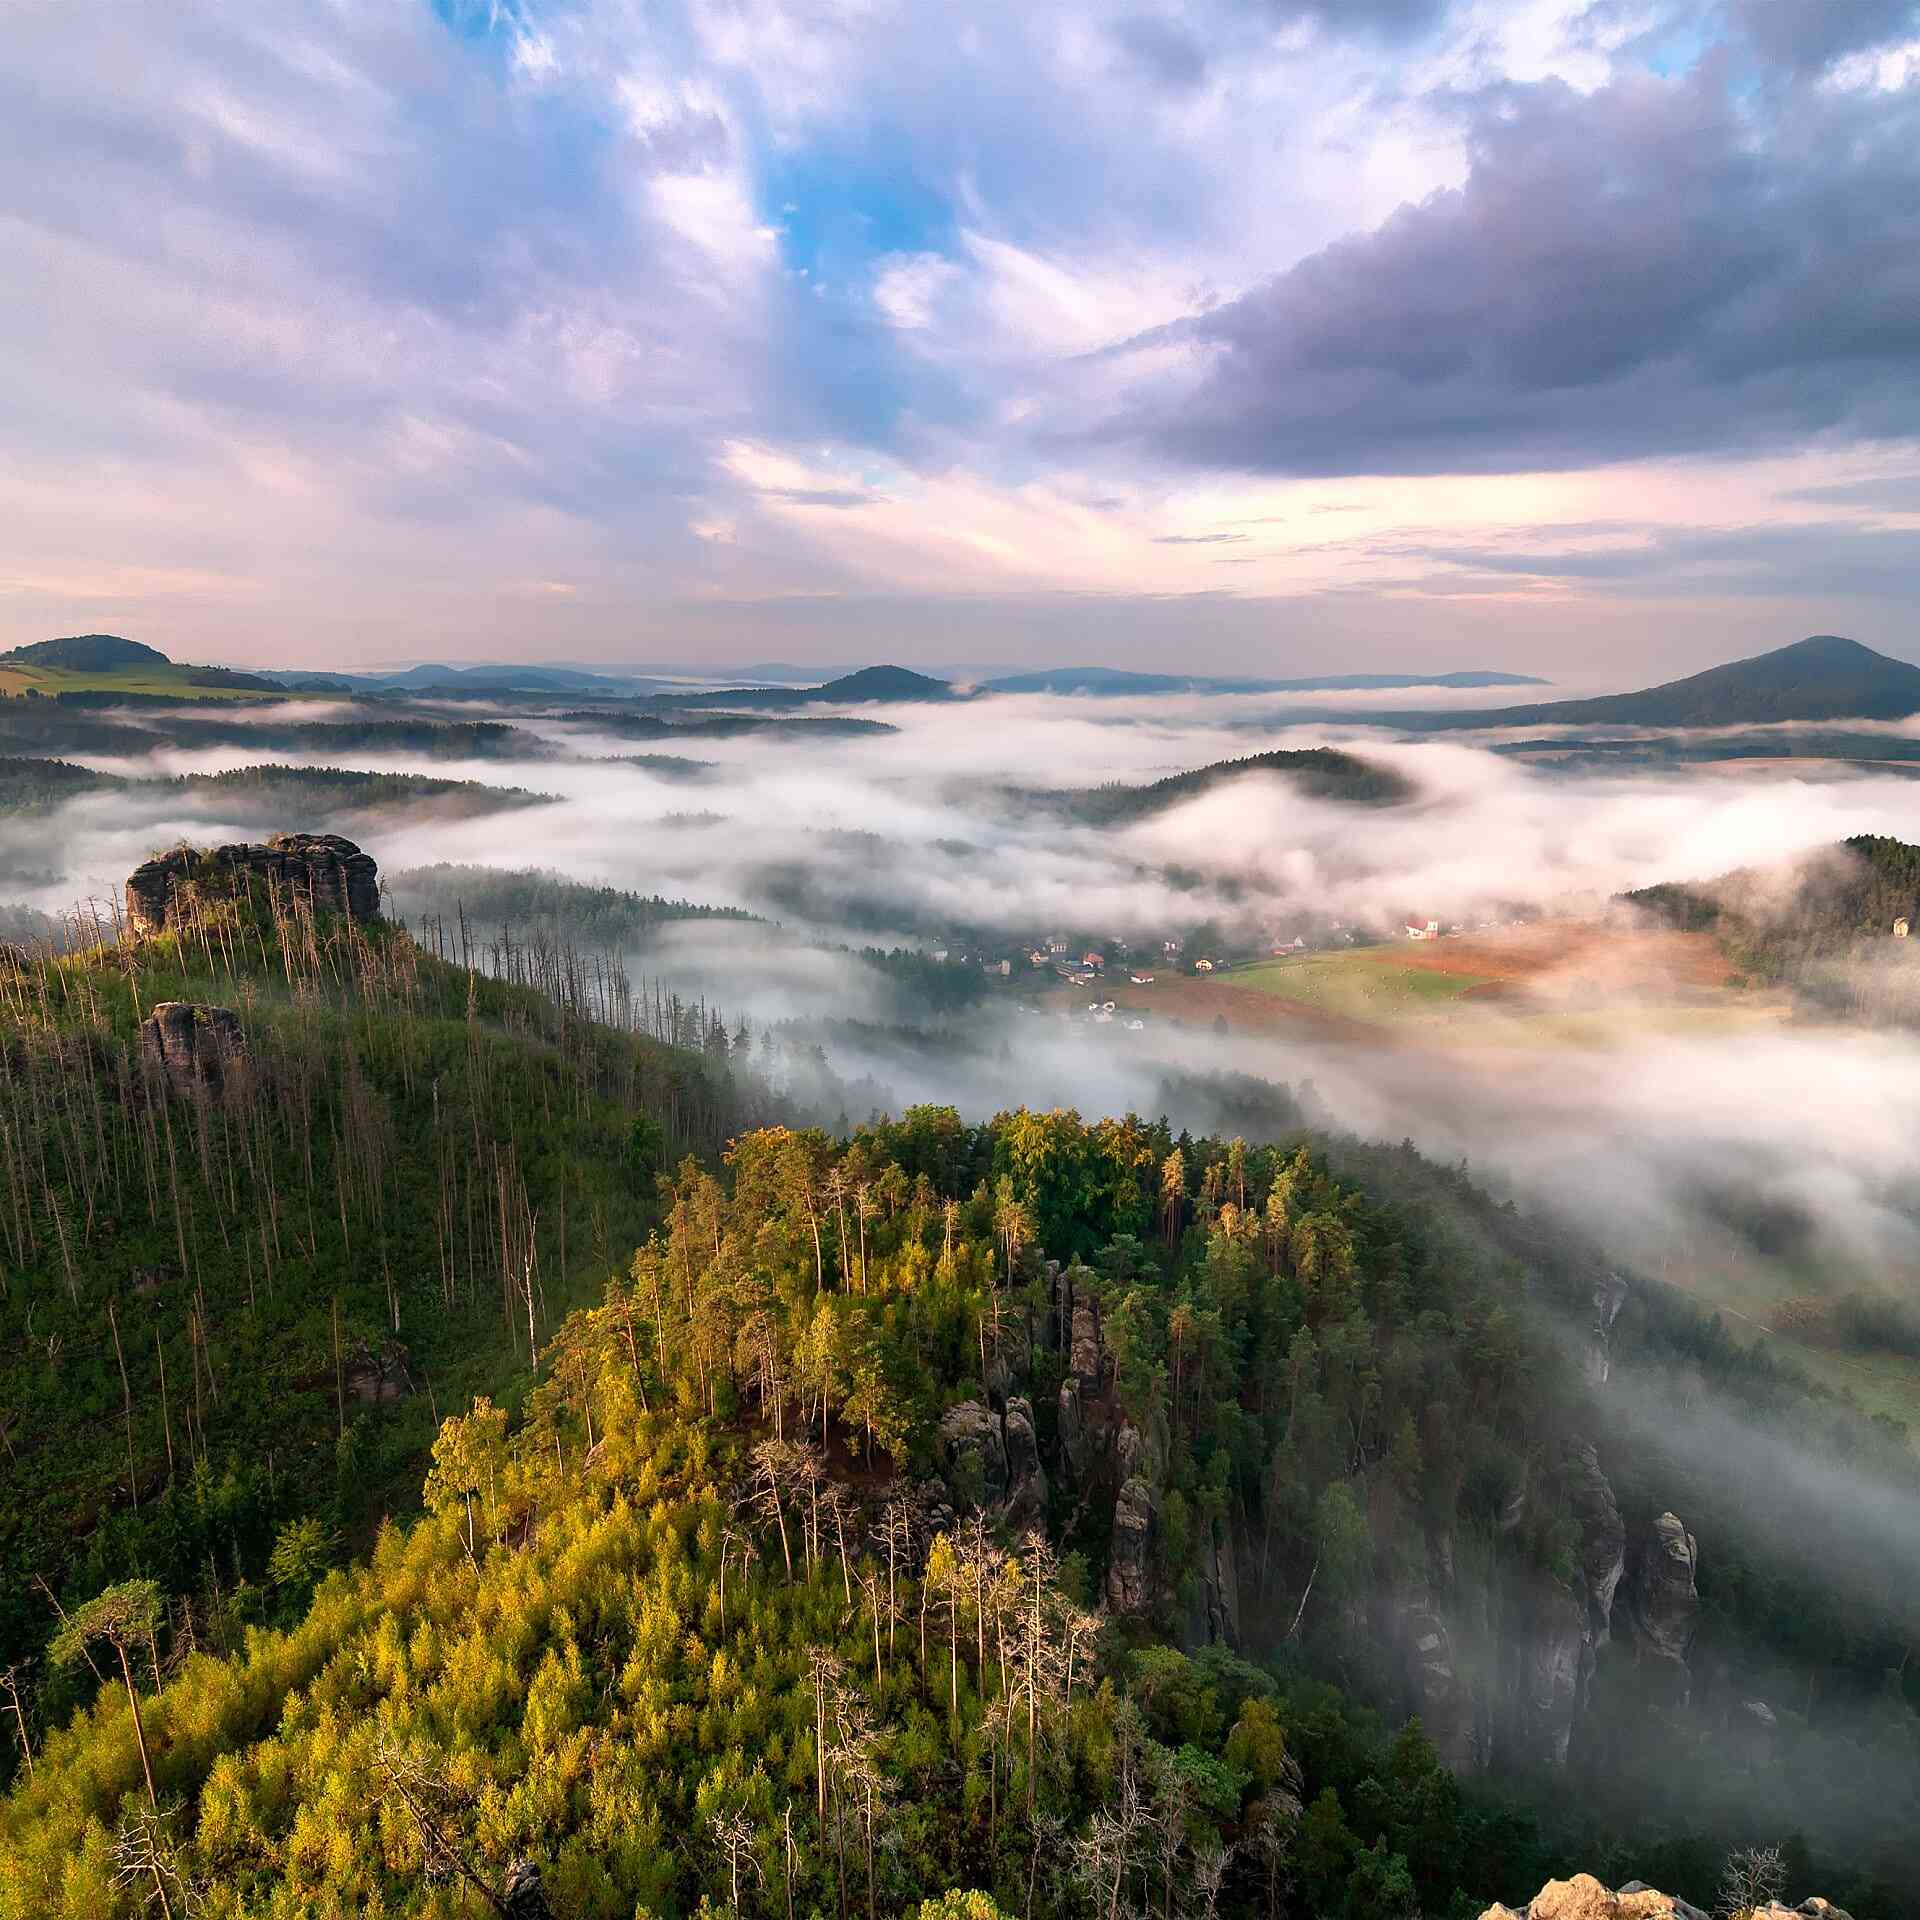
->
[126, 832, 378, 935]
[937, 1396, 1047, 1526]
[1623, 1510, 1699, 1701]
[1105, 1474, 1157, 1615]
[1069, 1299, 1103, 1393]
[938, 1400, 1009, 1510]
[344, 1338, 414, 1406]
[1586, 1274, 1629, 1386]
[1057, 1375, 1091, 1486]
[1506, 1575, 1589, 1767]
[1478, 1874, 1849, 1920]
[1392, 1579, 1477, 1769]
[1193, 1520, 1240, 1649]
[502, 1860, 555, 1919]
[1002, 1395, 1048, 1530]
[1565, 1443, 1627, 1670]
[138, 1001, 245, 1099]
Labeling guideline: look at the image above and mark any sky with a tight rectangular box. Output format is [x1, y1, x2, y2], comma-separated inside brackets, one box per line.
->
[2, 0, 1917, 678]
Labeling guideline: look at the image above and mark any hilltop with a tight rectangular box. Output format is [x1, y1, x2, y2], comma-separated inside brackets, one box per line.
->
[1027, 743, 1414, 824]
[1400, 636, 1920, 731]
[0, 634, 286, 701]
[1, 633, 171, 671]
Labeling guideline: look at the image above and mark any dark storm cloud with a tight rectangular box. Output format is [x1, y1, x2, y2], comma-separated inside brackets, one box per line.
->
[1106, 68, 1920, 476]
[1730, 0, 1919, 72]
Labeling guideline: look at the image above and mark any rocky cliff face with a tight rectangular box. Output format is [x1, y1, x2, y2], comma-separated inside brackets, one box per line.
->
[1479, 1874, 1850, 1920]
[936, 1395, 1047, 1529]
[1389, 1435, 1689, 1775]
[126, 832, 378, 935]
[138, 1002, 245, 1099]
[1622, 1510, 1700, 1703]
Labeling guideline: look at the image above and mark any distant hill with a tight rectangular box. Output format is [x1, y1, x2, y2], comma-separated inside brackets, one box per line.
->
[1029, 744, 1413, 824]
[1628, 834, 1920, 1025]
[815, 664, 952, 701]
[982, 665, 1547, 696]
[261, 662, 669, 695]
[1399, 635, 1920, 730]
[646, 663, 956, 710]
[2, 633, 171, 670]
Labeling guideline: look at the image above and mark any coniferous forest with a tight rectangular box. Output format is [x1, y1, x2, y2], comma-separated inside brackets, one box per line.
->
[2, 862, 1918, 1920]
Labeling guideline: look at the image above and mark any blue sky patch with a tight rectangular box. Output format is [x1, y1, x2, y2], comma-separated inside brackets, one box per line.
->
[760, 147, 957, 286]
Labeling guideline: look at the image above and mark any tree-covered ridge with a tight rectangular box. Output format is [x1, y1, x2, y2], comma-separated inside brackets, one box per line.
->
[0, 753, 119, 811]
[1, 634, 171, 671]
[4, 1073, 1918, 1914]
[387, 864, 765, 950]
[1026, 748, 1414, 828]
[1627, 834, 1920, 1020]
[0, 761, 557, 823]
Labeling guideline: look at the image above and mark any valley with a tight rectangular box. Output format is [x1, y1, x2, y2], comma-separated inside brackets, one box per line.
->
[3, 632, 1920, 1920]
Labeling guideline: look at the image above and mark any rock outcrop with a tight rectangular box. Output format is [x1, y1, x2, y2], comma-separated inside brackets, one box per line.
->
[1193, 1520, 1240, 1649]
[1585, 1274, 1629, 1386]
[126, 832, 378, 935]
[138, 1002, 245, 1099]
[1393, 1578, 1478, 1770]
[1505, 1574, 1589, 1767]
[1565, 1444, 1626, 1672]
[1105, 1474, 1157, 1615]
[938, 1400, 1009, 1510]
[938, 1396, 1047, 1526]
[1622, 1510, 1699, 1701]
[502, 1860, 555, 1919]
[1002, 1396, 1048, 1530]
[1069, 1299, 1102, 1391]
[1478, 1875, 1849, 1920]
[345, 1338, 414, 1406]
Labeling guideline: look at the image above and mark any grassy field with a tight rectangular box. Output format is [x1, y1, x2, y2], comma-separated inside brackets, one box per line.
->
[0, 664, 300, 701]
[1220, 948, 1497, 1021]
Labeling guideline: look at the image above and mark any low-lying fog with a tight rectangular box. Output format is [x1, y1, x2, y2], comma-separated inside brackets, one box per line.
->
[11, 688, 1920, 1341]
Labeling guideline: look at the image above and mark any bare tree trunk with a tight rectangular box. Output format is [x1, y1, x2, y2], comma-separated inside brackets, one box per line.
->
[116, 1641, 157, 1809]
[105, 1299, 141, 1511]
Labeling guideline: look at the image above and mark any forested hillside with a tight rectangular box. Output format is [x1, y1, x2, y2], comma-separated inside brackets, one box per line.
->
[1628, 834, 1920, 1022]
[1029, 748, 1412, 826]
[2, 849, 1918, 1918]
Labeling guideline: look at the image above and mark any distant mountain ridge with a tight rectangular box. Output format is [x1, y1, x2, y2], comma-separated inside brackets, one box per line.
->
[1397, 636, 1920, 730]
[981, 665, 1548, 695]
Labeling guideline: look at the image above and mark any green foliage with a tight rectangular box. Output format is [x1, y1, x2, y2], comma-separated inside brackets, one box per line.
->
[48, 1580, 162, 1672]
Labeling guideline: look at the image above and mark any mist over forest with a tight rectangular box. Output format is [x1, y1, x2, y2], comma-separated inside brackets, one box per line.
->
[6, 638, 1920, 1920]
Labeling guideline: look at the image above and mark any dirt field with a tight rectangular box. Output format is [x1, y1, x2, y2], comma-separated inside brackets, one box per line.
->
[1040, 920, 1791, 1047]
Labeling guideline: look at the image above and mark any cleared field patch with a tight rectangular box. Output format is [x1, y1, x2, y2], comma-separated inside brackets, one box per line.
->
[0, 665, 304, 701]
[1221, 949, 1497, 1023]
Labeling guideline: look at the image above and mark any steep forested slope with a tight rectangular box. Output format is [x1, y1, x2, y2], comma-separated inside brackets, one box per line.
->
[2, 1108, 1917, 1913]
[0, 880, 765, 1701]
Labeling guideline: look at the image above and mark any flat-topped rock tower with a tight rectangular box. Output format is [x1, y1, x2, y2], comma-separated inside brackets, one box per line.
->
[125, 832, 378, 935]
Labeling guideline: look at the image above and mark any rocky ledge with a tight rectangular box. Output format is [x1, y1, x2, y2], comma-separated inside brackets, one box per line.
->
[126, 832, 378, 935]
[1480, 1874, 1853, 1920]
